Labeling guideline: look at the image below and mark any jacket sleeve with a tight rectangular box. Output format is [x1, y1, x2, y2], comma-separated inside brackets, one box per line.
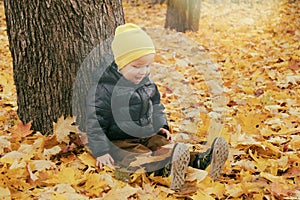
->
[151, 84, 169, 132]
[86, 84, 112, 158]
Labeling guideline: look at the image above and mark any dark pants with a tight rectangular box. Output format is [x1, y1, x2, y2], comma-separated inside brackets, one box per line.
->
[109, 134, 198, 173]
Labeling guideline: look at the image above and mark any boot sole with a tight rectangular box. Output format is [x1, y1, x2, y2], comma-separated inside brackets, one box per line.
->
[170, 143, 190, 190]
[209, 137, 229, 180]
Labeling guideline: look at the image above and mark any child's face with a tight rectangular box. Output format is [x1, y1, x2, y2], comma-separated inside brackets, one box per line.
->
[120, 54, 154, 84]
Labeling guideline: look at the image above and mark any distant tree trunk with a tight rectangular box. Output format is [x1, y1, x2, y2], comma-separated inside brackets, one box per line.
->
[149, 0, 166, 5]
[165, 0, 201, 32]
[125, 0, 166, 6]
[4, 0, 124, 134]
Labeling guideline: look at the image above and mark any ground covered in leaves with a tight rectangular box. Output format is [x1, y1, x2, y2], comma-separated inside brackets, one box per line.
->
[0, 0, 300, 199]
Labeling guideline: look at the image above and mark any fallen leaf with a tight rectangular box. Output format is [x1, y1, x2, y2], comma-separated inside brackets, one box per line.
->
[36, 184, 88, 200]
[29, 160, 56, 172]
[0, 187, 10, 200]
[260, 172, 286, 183]
[9, 120, 33, 138]
[191, 190, 215, 200]
[269, 182, 297, 198]
[148, 173, 171, 187]
[102, 185, 141, 200]
[43, 145, 61, 159]
[79, 173, 110, 196]
[26, 163, 38, 182]
[78, 152, 96, 167]
[0, 136, 11, 154]
[1, 150, 24, 162]
[225, 183, 244, 198]
[1, 1, 300, 199]
[48, 165, 83, 185]
[283, 165, 300, 178]
[53, 116, 78, 144]
[185, 166, 208, 182]
[290, 135, 300, 150]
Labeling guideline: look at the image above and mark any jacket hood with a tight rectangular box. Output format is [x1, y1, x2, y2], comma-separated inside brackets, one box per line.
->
[98, 62, 122, 84]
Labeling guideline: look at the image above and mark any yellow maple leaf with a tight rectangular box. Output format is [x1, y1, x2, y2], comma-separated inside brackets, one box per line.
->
[202, 181, 226, 199]
[0, 187, 10, 200]
[249, 149, 270, 172]
[148, 173, 171, 187]
[0, 136, 11, 154]
[290, 135, 300, 151]
[1, 151, 24, 164]
[192, 190, 215, 200]
[53, 116, 78, 144]
[185, 166, 208, 183]
[236, 111, 268, 135]
[37, 184, 87, 200]
[260, 172, 286, 183]
[51, 193, 68, 200]
[77, 152, 96, 167]
[4, 167, 32, 195]
[29, 160, 56, 172]
[43, 145, 61, 160]
[103, 185, 141, 200]
[80, 173, 110, 196]
[225, 183, 244, 198]
[17, 137, 44, 160]
[26, 163, 38, 182]
[46, 164, 83, 186]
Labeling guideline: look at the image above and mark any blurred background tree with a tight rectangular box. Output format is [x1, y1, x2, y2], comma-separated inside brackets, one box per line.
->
[165, 0, 201, 32]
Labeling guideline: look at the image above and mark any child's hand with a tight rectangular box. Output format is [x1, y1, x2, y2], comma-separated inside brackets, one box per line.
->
[159, 128, 172, 142]
[96, 153, 114, 170]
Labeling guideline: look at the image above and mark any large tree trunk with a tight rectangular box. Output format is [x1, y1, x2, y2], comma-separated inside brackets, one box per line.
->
[4, 0, 124, 134]
[165, 0, 201, 32]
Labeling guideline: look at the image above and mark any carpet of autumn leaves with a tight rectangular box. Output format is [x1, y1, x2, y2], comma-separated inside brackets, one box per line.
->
[0, 0, 300, 199]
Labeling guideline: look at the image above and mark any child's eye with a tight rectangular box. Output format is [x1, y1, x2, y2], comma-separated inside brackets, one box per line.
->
[133, 65, 150, 69]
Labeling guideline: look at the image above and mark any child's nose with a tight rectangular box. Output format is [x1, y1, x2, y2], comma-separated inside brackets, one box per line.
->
[138, 66, 148, 74]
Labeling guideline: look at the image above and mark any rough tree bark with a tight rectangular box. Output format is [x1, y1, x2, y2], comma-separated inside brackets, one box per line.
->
[4, 0, 124, 134]
[165, 0, 201, 32]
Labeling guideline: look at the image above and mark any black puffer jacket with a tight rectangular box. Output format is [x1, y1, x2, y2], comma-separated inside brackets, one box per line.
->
[86, 62, 169, 157]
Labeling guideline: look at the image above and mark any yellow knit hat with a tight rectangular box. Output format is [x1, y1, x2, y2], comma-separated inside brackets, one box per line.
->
[111, 23, 156, 70]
